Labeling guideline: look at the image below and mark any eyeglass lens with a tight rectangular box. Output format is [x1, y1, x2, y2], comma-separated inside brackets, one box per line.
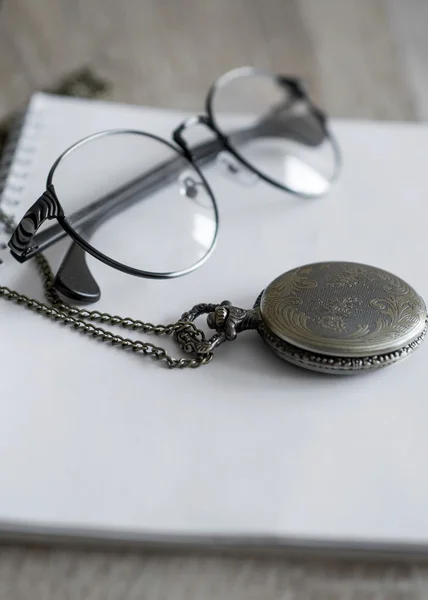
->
[210, 71, 337, 196]
[50, 131, 218, 275]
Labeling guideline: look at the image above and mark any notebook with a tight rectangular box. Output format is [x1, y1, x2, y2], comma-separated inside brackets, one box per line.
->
[1, 93, 428, 558]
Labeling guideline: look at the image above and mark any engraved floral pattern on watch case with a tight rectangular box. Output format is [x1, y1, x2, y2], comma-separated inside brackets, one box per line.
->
[259, 261, 428, 357]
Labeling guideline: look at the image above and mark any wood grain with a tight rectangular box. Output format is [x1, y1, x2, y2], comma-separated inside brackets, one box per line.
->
[1, 0, 428, 597]
[0, 0, 427, 118]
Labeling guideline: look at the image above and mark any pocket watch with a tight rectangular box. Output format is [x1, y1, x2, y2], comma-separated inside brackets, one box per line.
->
[175, 260, 427, 374]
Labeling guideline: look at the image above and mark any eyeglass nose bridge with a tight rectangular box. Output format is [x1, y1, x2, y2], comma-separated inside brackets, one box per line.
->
[173, 115, 260, 187]
[172, 114, 218, 156]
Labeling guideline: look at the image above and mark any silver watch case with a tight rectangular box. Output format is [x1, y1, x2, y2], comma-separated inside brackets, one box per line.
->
[256, 261, 427, 374]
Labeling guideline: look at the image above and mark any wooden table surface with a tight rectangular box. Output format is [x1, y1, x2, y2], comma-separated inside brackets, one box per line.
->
[1, 0, 428, 598]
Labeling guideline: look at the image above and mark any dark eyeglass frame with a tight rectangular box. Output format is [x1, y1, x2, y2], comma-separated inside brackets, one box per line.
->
[8, 66, 341, 304]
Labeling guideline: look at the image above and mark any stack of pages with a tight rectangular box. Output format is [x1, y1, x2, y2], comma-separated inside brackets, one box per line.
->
[1, 92, 428, 557]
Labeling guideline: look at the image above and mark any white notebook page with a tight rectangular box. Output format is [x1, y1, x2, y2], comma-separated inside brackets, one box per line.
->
[1, 93, 428, 551]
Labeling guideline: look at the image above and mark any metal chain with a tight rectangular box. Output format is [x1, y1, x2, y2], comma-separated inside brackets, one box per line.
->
[0, 211, 213, 369]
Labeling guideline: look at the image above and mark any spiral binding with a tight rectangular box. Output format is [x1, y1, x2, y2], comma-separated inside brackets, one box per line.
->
[0, 102, 45, 237]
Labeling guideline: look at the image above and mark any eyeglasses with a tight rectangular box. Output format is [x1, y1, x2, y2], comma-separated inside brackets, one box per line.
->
[8, 67, 341, 304]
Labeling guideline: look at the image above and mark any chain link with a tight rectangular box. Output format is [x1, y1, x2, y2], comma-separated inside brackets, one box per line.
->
[0, 211, 213, 368]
